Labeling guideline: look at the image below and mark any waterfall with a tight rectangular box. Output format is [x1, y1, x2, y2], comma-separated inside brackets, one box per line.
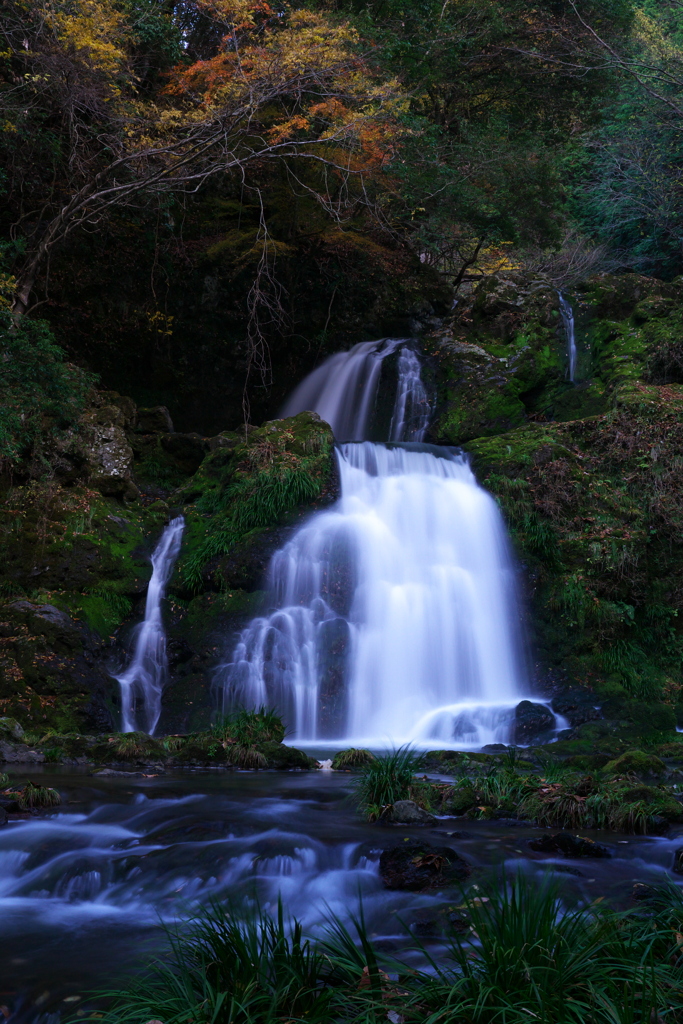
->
[219, 340, 547, 748]
[281, 338, 430, 442]
[221, 443, 528, 746]
[389, 347, 431, 442]
[115, 517, 184, 735]
[558, 292, 577, 382]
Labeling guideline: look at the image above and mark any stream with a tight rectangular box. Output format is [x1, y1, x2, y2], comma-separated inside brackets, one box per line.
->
[3, 765, 683, 1022]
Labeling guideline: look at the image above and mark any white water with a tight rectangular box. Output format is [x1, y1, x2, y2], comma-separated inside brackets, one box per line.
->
[114, 517, 184, 734]
[281, 338, 430, 442]
[222, 443, 533, 747]
[558, 292, 577, 382]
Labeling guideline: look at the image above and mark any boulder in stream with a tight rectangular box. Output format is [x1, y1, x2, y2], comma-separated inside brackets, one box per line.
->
[529, 832, 611, 858]
[379, 839, 471, 891]
[513, 701, 555, 744]
[382, 800, 436, 826]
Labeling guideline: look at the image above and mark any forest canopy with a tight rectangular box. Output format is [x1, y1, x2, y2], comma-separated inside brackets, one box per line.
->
[2, 0, 683, 426]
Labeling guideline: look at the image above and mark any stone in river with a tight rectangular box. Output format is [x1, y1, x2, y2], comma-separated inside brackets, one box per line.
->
[382, 800, 436, 826]
[379, 839, 471, 891]
[513, 701, 555, 744]
[529, 832, 611, 858]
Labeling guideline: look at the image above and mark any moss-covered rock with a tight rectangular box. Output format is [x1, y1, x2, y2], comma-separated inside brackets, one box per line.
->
[603, 750, 667, 777]
[255, 741, 317, 770]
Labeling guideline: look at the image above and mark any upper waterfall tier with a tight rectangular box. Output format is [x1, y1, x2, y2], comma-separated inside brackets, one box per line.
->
[220, 443, 530, 747]
[281, 338, 430, 442]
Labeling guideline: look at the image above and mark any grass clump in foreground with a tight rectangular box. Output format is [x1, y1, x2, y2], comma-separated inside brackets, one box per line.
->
[88, 876, 683, 1024]
[365, 750, 683, 834]
[1, 779, 61, 809]
[355, 745, 423, 820]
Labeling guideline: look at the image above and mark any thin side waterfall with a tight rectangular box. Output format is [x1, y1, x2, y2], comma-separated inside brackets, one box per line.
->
[558, 291, 577, 382]
[115, 517, 184, 734]
[281, 338, 430, 442]
[221, 443, 529, 746]
[389, 347, 430, 442]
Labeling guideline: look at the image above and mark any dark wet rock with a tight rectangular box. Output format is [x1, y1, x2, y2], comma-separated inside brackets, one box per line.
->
[382, 800, 436, 826]
[514, 701, 555, 744]
[632, 882, 659, 902]
[0, 717, 24, 741]
[550, 863, 583, 876]
[529, 832, 611, 858]
[137, 406, 174, 433]
[92, 769, 142, 777]
[379, 839, 471, 891]
[80, 399, 138, 499]
[0, 806, 6, 827]
[10, 602, 82, 653]
[551, 690, 602, 728]
[256, 742, 317, 770]
[672, 848, 683, 875]
[447, 909, 471, 933]
[481, 743, 508, 753]
[161, 432, 209, 474]
[492, 818, 534, 828]
[0, 741, 45, 763]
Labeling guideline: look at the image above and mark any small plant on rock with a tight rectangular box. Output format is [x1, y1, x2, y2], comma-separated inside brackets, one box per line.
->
[230, 745, 268, 770]
[332, 748, 376, 770]
[355, 746, 422, 819]
[112, 732, 160, 760]
[213, 706, 285, 745]
[16, 780, 61, 809]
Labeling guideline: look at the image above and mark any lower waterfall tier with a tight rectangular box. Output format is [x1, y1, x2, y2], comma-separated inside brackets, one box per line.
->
[220, 442, 544, 746]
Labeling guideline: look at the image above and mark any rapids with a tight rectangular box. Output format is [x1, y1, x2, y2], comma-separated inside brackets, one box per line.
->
[3, 767, 683, 1022]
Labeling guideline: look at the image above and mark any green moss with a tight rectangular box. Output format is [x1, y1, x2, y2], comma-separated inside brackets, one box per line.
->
[178, 413, 335, 591]
[603, 749, 667, 777]
[331, 748, 376, 769]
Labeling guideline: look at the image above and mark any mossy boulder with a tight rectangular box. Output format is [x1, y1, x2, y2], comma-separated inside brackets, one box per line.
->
[603, 750, 667, 777]
[255, 741, 317, 770]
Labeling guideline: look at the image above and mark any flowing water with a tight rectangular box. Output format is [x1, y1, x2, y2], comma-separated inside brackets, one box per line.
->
[221, 443, 531, 746]
[558, 292, 577, 382]
[222, 341, 547, 747]
[281, 338, 430, 442]
[114, 517, 185, 734]
[3, 767, 682, 1022]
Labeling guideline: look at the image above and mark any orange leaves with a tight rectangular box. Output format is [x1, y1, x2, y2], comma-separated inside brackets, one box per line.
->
[267, 114, 310, 144]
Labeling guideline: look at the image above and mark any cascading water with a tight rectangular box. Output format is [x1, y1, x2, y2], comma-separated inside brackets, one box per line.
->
[222, 443, 528, 745]
[281, 338, 430, 442]
[558, 291, 577, 382]
[220, 342, 549, 748]
[114, 517, 184, 734]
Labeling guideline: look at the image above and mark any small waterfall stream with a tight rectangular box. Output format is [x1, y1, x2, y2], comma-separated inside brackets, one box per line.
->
[221, 341, 542, 747]
[558, 292, 577, 382]
[114, 517, 184, 734]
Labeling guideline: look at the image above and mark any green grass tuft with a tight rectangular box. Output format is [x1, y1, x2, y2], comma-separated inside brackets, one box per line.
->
[331, 748, 376, 769]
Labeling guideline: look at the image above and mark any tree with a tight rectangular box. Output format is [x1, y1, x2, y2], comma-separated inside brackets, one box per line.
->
[0, 0, 401, 316]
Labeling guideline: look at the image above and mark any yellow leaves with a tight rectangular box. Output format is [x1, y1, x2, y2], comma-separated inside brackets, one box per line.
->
[0, 273, 17, 311]
[633, 9, 683, 62]
[44, 0, 129, 77]
[195, 0, 258, 28]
